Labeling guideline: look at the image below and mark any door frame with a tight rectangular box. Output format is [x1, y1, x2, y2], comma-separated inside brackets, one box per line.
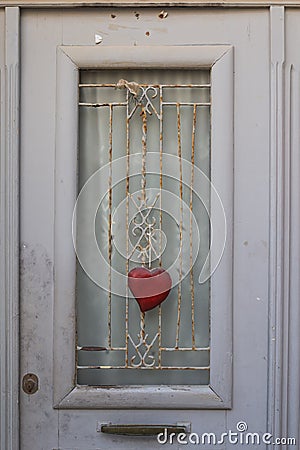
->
[53, 43, 233, 410]
[1, 3, 300, 450]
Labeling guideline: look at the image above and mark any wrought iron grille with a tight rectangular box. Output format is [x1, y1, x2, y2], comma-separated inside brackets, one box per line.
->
[76, 70, 211, 385]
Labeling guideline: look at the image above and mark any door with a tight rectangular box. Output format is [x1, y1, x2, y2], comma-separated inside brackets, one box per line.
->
[20, 7, 270, 450]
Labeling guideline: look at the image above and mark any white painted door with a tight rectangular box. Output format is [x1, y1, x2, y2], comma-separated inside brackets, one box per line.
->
[20, 7, 272, 450]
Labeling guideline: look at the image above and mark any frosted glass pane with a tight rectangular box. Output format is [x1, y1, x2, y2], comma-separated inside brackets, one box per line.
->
[76, 69, 211, 386]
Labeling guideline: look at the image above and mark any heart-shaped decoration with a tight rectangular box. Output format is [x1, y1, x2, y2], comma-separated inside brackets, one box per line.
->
[128, 267, 172, 312]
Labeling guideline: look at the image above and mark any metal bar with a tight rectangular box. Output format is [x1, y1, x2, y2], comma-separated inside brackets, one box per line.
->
[78, 365, 210, 370]
[160, 84, 211, 88]
[79, 84, 211, 88]
[162, 102, 210, 106]
[176, 104, 183, 349]
[108, 105, 113, 349]
[100, 424, 188, 436]
[140, 106, 147, 341]
[77, 346, 209, 352]
[161, 347, 210, 351]
[77, 346, 126, 351]
[79, 102, 127, 107]
[191, 104, 197, 348]
[125, 90, 130, 367]
[79, 83, 118, 88]
[158, 85, 163, 369]
[141, 106, 147, 203]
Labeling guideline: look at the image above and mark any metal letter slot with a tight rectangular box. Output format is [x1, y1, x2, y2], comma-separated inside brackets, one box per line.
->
[99, 423, 189, 436]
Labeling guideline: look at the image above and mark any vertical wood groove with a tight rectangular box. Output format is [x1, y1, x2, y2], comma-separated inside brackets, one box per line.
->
[0, 7, 20, 450]
[287, 65, 300, 449]
[268, 5, 284, 446]
[268, 6, 299, 449]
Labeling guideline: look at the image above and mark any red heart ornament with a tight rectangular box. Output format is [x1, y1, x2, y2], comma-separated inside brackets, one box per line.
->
[128, 267, 172, 312]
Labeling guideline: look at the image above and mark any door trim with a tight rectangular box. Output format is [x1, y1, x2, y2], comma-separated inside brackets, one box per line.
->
[53, 44, 233, 409]
[0, 6, 20, 450]
[1, 1, 300, 8]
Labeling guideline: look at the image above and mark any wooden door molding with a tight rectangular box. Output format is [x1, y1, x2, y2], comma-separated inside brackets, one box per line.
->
[1, 0, 300, 8]
[0, 6, 20, 450]
[268, 5, 300, 446]
[53, 44, 233, 410]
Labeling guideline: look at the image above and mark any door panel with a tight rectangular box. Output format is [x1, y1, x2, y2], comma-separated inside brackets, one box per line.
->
[20, 8, 269, 449]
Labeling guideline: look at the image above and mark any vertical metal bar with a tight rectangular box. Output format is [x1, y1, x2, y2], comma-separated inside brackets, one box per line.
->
[158, 86, 163, 368]
[190, 104, 197, 349]
[176, 104, 183, 348]
[159, 87, 163, 266]
[125, 91, 130, 367]
[141, 106, 147, 203]
[140, 106, 147, 337]
[140, 313, 146, 340]
[107, 105, 113, 349]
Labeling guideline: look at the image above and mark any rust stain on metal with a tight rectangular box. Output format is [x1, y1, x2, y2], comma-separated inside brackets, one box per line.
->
[79, 102, 127, 107]
[77, 346, 107, 351]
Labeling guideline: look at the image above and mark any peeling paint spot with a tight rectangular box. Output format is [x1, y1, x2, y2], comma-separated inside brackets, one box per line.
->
[111, 13, 116, 19]
[134, 11, 140, 20]
[158, 10, 168, 19]
[95, 34, 103, 45]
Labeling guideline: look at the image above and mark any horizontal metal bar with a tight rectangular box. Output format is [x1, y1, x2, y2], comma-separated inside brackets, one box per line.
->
[161, 84, 211, 88]
[99, 423, 188, 436]
[77, 346, 126, 351]
[80, 101, 211, 107]
[77, 346, 107, 351]
[77, 365, 210, 370]
[77, 346, 209, 352]
[162, 102, 211, 106]
[79, 83, 211, 88]
[161, 347, 210, 351]
[79, 102, 127, 107]
[79, 83, 118, 88]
